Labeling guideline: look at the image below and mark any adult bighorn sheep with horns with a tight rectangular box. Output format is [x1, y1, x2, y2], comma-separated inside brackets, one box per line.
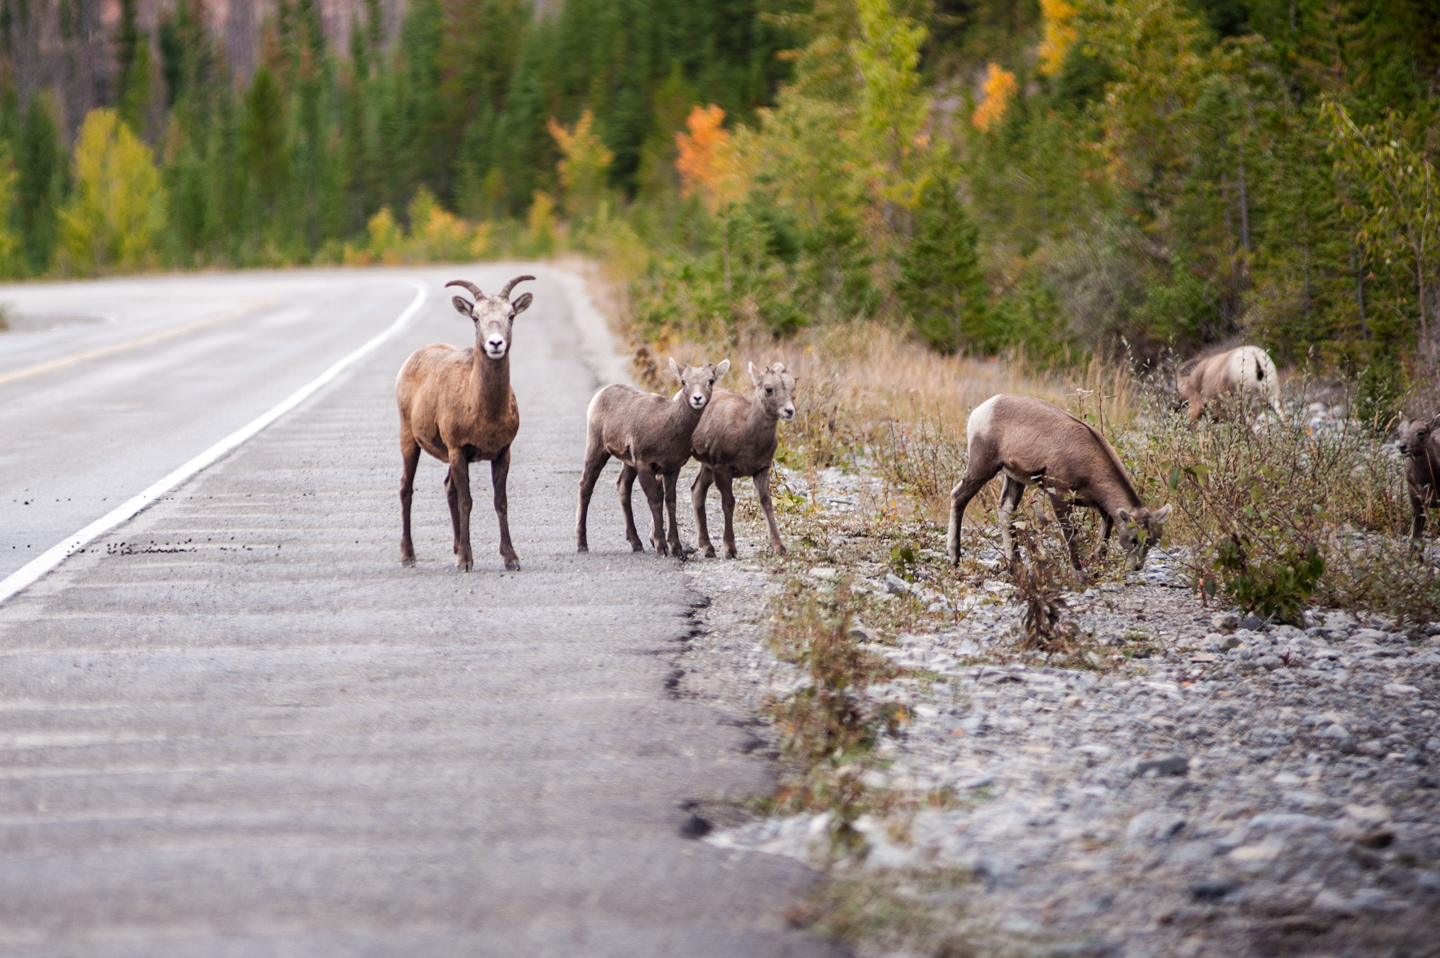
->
[396, 275, 534, 571]
[947, 394, 1171, 573]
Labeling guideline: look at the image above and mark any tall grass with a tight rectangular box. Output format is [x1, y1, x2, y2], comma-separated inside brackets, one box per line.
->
[606, 266, 1440, 623]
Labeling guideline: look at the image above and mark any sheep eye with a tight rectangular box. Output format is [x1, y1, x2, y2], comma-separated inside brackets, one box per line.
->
[765, 386, 773, 394]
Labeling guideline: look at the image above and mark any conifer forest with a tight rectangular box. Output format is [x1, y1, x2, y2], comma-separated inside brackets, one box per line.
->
[1, 0, 1437, 398]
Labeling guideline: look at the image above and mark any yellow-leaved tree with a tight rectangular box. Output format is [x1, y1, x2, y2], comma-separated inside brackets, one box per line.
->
[546, 110, 613, 218]
[59, 109, 164, 274]
[971, 63, 1017, 132]
[1038, 0, 1079, 76]
[675, 104, 744, 213]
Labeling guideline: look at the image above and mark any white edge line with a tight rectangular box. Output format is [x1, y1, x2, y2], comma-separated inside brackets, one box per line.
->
[0, 279, 430, 608]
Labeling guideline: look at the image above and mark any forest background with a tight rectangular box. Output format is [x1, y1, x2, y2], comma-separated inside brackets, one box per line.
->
[1, 0, 1438, 407]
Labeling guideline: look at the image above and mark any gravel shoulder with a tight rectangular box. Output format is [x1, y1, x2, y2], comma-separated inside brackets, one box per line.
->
[681, 462, 1440, 957]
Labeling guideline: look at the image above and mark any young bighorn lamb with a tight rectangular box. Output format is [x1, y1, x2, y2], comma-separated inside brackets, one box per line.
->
[576, 358, 730, 556]
[1177, 345, 1284, 422]
[1397, 414, 1440, 549]
[396, 275, 534, 572]
[947, 394, 1172, 572]
[690, 361, 797, 558]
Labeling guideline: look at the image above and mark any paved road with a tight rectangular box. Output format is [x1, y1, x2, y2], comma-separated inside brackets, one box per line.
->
[0, 266, 836, 956]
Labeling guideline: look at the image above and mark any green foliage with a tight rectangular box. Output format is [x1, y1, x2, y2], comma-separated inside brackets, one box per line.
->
[15, 95, 64, 275]
[1213, 535, 1324, 625]
[898, 175, 988, 352]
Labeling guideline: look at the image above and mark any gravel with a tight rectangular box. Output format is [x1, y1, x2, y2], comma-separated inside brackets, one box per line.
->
[693, 466, 1440, 956]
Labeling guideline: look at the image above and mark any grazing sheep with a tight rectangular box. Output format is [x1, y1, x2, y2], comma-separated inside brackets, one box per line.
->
[1177, 345, 1285, 422]
[576, 358, 730, 556]
[397, 275, 534, 571]
[1397, 414, 1440, 548]
[947, 394, 1172, 571]
[691, 361, 797, 558]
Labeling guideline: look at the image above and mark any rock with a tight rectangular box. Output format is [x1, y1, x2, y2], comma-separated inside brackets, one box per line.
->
[1220, 634, 1242, 652]
[1383, 683, 1420, 696]
[1229, 840, 1284, 862]
[1319, 724, 1357, 752]
[1257, 654, 1285, 670]
[1190, 879, 1239, 902]
[1126, 811, 1186, 844]
[884, 573, 912, 595]
[809, 567, 838, 579]
[1212, 612, 1240, 632]
[1137, 756, 1190, 778]
[1240, 614, 1267, 631]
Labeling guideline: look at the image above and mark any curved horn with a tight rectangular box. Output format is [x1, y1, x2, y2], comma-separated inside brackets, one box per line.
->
[500, 275, 536, 299]
[445, 279, 483, 299]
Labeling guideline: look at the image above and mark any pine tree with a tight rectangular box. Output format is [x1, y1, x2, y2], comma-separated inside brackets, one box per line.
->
[899, 176, 988, 353]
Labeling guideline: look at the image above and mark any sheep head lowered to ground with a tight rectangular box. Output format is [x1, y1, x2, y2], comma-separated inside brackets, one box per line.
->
[1177, 345, 1284, 422]
[396, 275, 534, 571]
[690, 361, 797, 558]
[1397, 413, 1440, 548]
[576, 358, 730, 557]
[947, 394, 1171, 573]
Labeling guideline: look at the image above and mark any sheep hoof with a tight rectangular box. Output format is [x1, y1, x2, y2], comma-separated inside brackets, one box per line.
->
[701, 546, 716, 558]
[505, 559, 521, 572]
[456, 561, 473, 572]
[630, 541, 645, 553]
[401, 557, 416, 568]
[577, 545, 589, 554]
[772, 543, 787, 555]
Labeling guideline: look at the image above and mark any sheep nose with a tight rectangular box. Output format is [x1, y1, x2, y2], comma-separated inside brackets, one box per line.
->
[486, 336, 506, 352]
[781, 405, 795, 419]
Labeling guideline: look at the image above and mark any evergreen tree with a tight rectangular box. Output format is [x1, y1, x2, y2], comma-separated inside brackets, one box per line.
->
[15, 93, 64, 275]
[899, 176, 989, 353]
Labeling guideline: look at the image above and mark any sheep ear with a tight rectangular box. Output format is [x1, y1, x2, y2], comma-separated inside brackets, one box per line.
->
[511, 292, 533, 315]
[1116, 508, 1133, 523]
[748, 361, 760, 386]
[1153, 504, 1173, 524]
[452, 296, 474, 317]
[668, 357, 682, 380]
[714, 359, 730, 379]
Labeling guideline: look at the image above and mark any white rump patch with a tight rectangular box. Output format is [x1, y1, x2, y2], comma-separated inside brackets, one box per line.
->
[967, 396, 999, 451]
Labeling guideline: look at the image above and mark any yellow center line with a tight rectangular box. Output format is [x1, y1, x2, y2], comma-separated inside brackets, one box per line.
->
[0, 301, 274, 389]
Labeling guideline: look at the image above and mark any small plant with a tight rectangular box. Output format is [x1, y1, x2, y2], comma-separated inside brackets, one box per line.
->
[1006, 511, 1082, 653]
[769, 580, 900, 833]
[1212, 533, 1324, 624]
[889, 540, 919, 580]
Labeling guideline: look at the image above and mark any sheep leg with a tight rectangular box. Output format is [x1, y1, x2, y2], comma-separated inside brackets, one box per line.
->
[575, 447, 610, 553]
[445, 473, 461, 555]
[637, 466, 668, 556]
[754, 466, 786, 555]
[1096, 512, 1114, 560]
[447, 452, 474, 572]
[715, 472, 738, 559]
[1050, 494, 1084, 571]
[998, 476, 1026, 566]
[946, 466, 998, 565]
[691, 465, 717, 558]
[399, 434, 421, 567]
[492, 446, 520, 571]
[662, 470, 685, 556]
[617, 463, 644, 552]
[1411, 489, 1428, 555]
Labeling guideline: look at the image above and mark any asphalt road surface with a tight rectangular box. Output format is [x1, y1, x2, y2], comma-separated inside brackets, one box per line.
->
[0, 266, 837, 956]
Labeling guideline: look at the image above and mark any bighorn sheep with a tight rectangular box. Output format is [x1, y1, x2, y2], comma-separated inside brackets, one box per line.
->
[1177, 345, 1284, 422]
[396, 275, 534, 571]
[576, 358, 730, 556]
[691, 361, 797, 558]
[1397, 414, 1440, 548]
[946, 394, 1172, 571]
